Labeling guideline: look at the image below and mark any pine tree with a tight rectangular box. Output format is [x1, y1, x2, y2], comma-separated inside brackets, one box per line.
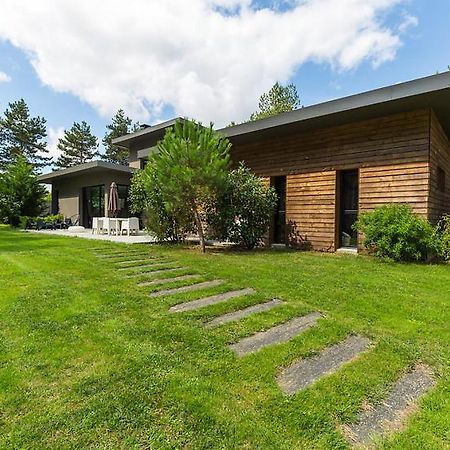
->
[0, 99, 50, 170]
[102, 109, 134, 165]
[250, 82, 300, 121]
[55, 121, 99, 169]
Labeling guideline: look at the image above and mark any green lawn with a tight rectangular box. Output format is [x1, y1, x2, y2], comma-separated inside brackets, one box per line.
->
[0, 227, 449, 449]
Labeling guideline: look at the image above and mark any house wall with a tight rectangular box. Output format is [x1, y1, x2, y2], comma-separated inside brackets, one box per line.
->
[429, 111, 450, 223]
[230, 109, 432, 251]
[52, 171, 132, 224]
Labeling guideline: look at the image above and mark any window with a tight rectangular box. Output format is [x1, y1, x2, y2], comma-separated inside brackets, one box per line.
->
[437, 166, 446, 193]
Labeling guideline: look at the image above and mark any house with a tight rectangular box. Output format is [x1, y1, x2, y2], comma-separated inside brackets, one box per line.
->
[39, 72, 450, 250]
[38, 161, 134, 228]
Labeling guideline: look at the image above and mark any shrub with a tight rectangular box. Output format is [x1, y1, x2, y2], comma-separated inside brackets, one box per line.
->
[129, 165, 193, 242]
[432, 214, 450, 261]
[0, 156, 46, 226]
[206, 163, 278, 249]
[354, 204, 434, 262]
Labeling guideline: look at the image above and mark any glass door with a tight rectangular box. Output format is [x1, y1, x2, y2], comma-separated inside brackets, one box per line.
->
[339, 170, 359, 248]
[271, 176, 287, 244]
[82, 185, 105, 228]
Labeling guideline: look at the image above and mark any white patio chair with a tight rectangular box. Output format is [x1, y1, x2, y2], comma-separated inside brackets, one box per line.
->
[120, 217, 139, 236]
[91, 217, 104, 234]
[103, 217, 119, 235]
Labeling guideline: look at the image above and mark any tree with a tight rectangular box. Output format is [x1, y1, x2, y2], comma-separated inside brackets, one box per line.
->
[0, 99, 50, 170]
[0, 156, 46, 225]
[129, 165, 193, 242]
[151, 119, 231, 252]
[102, 109, 135, 165]
[206, 163, 278, 249]
[250, 82, 300, 121]
[55, 121, 99, 169]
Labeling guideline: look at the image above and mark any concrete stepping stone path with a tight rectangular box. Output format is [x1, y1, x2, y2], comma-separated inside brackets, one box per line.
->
[138, 274, 200, 287]
[343, 365, 435, 447]
[277, 335, 371, 394]
[116, 258, 158, 266]
[118, 262, 172, 272]
[125, 266, 183, 278]
[206, 298, 284, 328]
[150, 280, 224, 298]
[170, 288, 256, 313]
[229, 312, 322, 356]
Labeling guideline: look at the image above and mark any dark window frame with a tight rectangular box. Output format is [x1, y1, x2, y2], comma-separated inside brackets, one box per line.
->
[437, 166, 446, 193]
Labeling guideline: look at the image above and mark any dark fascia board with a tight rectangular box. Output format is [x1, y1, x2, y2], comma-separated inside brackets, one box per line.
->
[38, 160, 133, 183]
[137, 146, 159, 160]
[112, 117, 185, 147]
[218, 72, 450, 139]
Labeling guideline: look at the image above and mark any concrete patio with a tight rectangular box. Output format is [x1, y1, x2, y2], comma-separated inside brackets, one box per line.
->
[27, 228, 157, 244]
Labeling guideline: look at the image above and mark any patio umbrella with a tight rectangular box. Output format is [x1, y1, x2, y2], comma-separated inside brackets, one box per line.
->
[108, 182, 119, 217]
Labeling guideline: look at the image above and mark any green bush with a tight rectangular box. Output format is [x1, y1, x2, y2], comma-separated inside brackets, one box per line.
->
[129, 166, 193, 242]
[206, 163, 278, 250]
[0, 156, 46, 226]
[354, 204, 434, 262]
[432, 214, 450, 261]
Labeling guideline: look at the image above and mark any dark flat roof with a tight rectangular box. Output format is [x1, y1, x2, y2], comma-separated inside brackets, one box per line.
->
[38, 160, 133, 183]
[112, 117, 185, 148]
[113, 72, 450, 150]
[218, 72, 450, 143]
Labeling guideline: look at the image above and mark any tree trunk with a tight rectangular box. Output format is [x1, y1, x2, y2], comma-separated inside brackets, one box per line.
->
[191, 200, 206, 253]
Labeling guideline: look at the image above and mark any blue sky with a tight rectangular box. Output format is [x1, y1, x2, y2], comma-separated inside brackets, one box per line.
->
[0, 0, 449, 164]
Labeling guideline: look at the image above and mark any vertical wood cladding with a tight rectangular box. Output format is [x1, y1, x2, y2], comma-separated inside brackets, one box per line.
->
[230, 109, 433, 251]
[429, 112, 450, 223]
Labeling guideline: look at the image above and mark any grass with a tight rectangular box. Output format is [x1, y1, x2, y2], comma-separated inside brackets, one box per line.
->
[0, 226, 449, 449]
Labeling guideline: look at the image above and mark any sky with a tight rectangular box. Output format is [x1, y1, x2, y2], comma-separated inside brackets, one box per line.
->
[0, 0, 449, 167]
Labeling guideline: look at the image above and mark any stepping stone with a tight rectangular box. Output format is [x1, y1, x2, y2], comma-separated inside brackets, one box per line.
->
[343, 365, 435, 447]
[116, 258, 157, 266]
[118, 262, 171, 271]
[138, 274, 200, 287]
[97, 252, 149, 259]
[206, 298, 284, 328]
[277, 335, 371, 395]
[229, 312, 322, 356]
[149, 280, 224, 298]
[125, 266, 183, 278]
[169, 288, 256, 313]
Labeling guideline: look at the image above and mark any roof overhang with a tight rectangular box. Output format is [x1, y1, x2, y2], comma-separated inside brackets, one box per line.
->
[112, 117, 185, 149]
[38, 160, 133, 183]
[218, 72, 450, 144]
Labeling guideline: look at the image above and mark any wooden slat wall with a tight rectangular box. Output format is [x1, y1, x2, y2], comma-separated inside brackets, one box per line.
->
[286, 171, 336, 251]
[429, 111, 450, 223]
[231, 110, 431, 177]
[230, 109, 432, 251]
[359, 162, 430, 217]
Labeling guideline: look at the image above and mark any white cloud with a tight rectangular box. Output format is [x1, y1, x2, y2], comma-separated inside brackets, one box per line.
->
[398, 13, 419, 33]
[0, 71, 11, 83]
[46, 126, 64, 161]
[0, 0, 412, 126]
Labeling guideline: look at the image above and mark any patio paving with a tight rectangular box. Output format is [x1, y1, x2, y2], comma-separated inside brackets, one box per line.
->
[28, 228, 157, 244]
